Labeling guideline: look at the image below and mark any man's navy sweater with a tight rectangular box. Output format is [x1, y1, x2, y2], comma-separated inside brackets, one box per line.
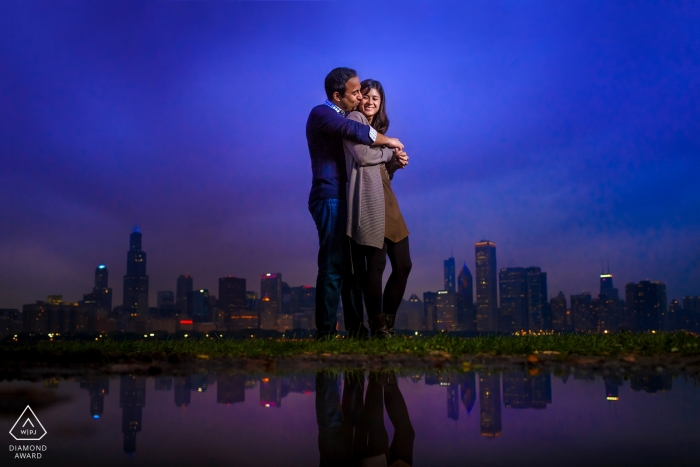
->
[306, 104, 374, 204]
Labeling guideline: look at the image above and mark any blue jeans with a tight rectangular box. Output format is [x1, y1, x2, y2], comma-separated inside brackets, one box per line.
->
[309, 199, 365, 339]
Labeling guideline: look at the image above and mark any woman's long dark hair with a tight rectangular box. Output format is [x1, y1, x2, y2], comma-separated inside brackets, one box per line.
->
[360, 79, 390, 135]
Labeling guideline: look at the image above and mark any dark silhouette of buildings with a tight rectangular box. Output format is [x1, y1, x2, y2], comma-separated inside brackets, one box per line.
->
[122, 229, 149, 319]
[260, 376, 283, 408]
[83, 264, 112, 313]
[217, 374, 246, 405]
[551, 292, 572, 332]
[600, 272, 619, 300]
[289, 285, 315, 330]
[436, 290, 458, 331]
[157, 291, 174, 309]
[447, 382, 460, 420]
[22, 296, 85, 334]
[571, 292, 594, 332]
[188, 289, 210, 322]
[176, 275, 193, 315]
[154, 377, 172, 391]
[174, 376, 191, 407]
[120, 375, 146, 455]
[479, 372, 502, 437]
[444, 256, 456, 293]
[457, 262, 475, 331]
[260, 273, 282, 330]
[499, 268, 526, 333]
[475, 240, 498, 332]
[396, 294, 424, 331]
[625, 280, 668, 331]
[80, 376, 109, 419]
[461, 372, 477, 415]
[499, 267, 549, 332]
[604, 376, 622, 401]
[525, 267, 549, 332]
[630, 374, 672, 393]
[502, 371, 552, 409]
[423, 292, 437, 331]
[219, 276, 257, 329]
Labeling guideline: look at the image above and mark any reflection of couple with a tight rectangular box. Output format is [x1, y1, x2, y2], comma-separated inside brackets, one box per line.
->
[307, 67, 411, 340]
[316, 371, 415, 467]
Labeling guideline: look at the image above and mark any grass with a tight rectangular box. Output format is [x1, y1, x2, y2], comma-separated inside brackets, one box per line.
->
[2, 331, 700, 360]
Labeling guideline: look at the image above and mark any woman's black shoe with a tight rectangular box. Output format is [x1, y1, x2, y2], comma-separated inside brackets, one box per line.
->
[385, 314, 397, 337]
[369, 313, 392, 339]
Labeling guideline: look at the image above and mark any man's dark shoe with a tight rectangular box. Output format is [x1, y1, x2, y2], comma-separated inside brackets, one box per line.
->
[369, 314, 392, 339]
[385, 314, 397, 337]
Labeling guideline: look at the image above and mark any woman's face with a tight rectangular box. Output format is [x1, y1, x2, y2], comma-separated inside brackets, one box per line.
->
[360, 88, 381, 120]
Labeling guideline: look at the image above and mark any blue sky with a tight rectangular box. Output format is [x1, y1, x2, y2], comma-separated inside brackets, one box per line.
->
[1, 1, 699, 309]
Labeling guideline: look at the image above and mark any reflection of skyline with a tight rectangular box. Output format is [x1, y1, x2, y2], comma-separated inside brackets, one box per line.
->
[479, 372, 502, 438]
[119, 375, 145, 455]
[66, 368, 682, 457]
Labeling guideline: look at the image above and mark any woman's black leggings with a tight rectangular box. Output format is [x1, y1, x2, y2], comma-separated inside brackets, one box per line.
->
[350, 237, 412, 320]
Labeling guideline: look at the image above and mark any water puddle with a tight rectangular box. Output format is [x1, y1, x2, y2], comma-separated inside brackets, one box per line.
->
[2, 369, 699, 466]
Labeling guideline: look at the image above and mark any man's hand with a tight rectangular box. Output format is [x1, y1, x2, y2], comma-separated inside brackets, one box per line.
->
[393, 149, 409, 168]
[373, 133, 404, 150]
[385, 137, 404, 150]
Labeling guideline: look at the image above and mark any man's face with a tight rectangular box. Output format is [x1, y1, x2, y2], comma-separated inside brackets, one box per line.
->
[333, 76, 362, 112]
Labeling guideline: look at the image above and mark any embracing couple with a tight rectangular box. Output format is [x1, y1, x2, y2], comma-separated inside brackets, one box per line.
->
[306, 67, 412, 341]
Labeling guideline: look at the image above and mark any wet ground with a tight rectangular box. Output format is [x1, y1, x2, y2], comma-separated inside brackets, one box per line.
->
[2, 355, 700, 466]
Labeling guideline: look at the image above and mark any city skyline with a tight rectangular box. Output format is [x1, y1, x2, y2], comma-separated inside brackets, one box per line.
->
[1, 227, 691, 313]
[2, 2, 699, 310]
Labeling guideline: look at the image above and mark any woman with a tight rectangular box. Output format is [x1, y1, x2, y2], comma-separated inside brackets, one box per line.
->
[343, 79, 412, 338]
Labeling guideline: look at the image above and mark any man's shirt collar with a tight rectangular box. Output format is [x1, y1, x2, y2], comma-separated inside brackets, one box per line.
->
[324, 99, 346, 117]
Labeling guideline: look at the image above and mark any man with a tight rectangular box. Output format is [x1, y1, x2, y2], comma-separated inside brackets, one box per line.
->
[306, 67, 404, 340]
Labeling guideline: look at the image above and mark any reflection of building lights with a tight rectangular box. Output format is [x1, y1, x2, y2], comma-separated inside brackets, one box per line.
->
[606, 396, 619, 401]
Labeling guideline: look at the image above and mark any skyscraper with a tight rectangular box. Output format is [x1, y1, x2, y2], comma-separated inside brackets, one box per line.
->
[188, 289, 210, 322]
[457, 263, 475, 331]
[475, 240, 498, 332]
[571, 292, 594, 332]
[423, 291, 438, 331]
[525, 267, 548, 332]
[176, 275, 193, 315]
[436, 290, 458, 331]
[83, 264, 113, 313]
[444, 256, 456, 293]
[550, 292, 570, 332]
[627, 280, 667, 331]
[499, 268, 526, 333]
[600, 272, 619, 300]
[219, 276, 246, 312]
[122, 229, 149, 317]
[260, 273, 282, 329]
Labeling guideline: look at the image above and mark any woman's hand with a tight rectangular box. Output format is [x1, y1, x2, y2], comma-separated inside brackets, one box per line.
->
[393, 149, 409, 168]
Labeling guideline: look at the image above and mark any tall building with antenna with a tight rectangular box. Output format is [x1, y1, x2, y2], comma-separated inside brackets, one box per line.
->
[123, 228, 149, 318]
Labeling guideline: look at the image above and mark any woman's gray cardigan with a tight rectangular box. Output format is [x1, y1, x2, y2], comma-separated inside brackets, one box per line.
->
[343, 111, 402, 249]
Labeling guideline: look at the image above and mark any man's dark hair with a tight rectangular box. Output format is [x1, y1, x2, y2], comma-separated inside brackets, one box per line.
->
[324, 67, 357, 100]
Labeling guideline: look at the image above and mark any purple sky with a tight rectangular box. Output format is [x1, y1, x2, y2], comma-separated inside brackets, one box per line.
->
[1, 1, 699, 310]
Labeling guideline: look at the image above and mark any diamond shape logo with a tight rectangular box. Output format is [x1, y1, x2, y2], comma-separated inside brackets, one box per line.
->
[9, 406, 47, 441]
